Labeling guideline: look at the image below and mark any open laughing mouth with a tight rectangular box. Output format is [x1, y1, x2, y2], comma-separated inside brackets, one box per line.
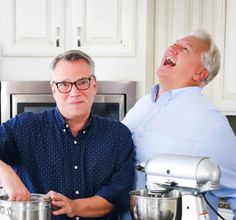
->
[163, 57, 176, 66]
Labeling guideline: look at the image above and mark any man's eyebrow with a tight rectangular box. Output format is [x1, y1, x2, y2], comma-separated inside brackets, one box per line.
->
[185, 42, 193, 49]
[176, 39, 194, 49]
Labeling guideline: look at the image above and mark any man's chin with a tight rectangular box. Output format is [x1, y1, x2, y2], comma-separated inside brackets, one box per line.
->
[65, 112, 88, 120]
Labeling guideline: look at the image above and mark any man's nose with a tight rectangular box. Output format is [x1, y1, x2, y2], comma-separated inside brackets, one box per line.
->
[170, 44, 181, 54]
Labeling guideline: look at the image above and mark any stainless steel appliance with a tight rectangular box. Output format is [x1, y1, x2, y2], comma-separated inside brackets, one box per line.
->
[130, 154, 221, 220]
[0, 193, 51, 220]
[0, 81, 136, 123]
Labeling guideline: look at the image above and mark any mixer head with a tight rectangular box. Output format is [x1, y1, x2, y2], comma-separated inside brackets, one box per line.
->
[139, 154, 221, 194]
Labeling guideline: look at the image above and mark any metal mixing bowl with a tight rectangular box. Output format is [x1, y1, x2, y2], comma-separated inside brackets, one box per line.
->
[130, 189, 182, 220]
[0, 193, 51, 220]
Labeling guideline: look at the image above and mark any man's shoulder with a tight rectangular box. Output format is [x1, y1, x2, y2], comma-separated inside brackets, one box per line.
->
[92, 115, 131, 133]
[91, 115, 133, 148]
[6, 109, 55, 124]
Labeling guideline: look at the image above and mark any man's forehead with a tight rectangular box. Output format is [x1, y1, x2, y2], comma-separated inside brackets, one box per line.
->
[177, 36, 209, 51]
[176, 38, 194, 49]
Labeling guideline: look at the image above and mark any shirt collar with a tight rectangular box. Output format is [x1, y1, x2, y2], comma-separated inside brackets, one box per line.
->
[54, 107, 66, 130]
[151, 84, 202, 102]
[151, 84, 159, 101]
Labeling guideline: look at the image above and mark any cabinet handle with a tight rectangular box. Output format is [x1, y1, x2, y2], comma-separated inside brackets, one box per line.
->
[56, 27, 60, 47]
[77, 27, 81, 47]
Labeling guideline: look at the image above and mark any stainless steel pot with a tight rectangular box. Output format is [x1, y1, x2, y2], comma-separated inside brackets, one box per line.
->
[0, 193, 51, 220]
[130, 189, 182, 220]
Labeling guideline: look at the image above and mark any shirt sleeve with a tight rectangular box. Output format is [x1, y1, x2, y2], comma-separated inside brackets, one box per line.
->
[95, 124, 135, 212]
[196, 120, 236, 218]
[0, 119, 19, 163]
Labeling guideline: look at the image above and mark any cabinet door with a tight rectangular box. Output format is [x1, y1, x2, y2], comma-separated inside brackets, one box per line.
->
[211, 0, 236, 115]
[66, 0, 136, 56]
[0, 0, 65, 56]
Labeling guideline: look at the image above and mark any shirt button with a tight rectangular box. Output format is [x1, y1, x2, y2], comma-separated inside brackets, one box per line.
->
[83, 130, 86, 134]
[62, 129, 66, 133]
[75, 191, 79, 195]
[76, 217, 80, 220]
[74, 140, 77, 144]
[74, 165, 78, 170]
[65, 124, 69, 128]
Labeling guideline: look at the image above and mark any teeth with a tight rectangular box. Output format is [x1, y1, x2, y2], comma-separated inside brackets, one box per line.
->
[164, 57, 176, 66]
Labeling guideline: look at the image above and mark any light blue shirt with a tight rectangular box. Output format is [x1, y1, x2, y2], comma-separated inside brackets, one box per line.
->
[123, 85, 236, 220]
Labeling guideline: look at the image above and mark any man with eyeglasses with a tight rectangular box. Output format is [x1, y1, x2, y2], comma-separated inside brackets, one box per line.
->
[0, 50, 134, 220]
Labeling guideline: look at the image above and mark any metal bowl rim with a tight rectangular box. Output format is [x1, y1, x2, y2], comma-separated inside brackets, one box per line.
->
[129, 189, 181, 200]
[0, 193, 51, 204]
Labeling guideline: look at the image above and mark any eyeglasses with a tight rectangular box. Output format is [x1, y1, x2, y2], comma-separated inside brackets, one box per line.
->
[52, 75, 95, 93]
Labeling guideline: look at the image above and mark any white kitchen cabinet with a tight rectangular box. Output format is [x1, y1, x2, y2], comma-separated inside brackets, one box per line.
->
[0, 0, 65, 56]
[211, 0, 236, 115]
[0, 0, 135, 56]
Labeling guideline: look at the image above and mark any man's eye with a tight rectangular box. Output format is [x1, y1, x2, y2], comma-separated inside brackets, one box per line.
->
[78, 79, 89, 85]
[58, 82, 70, 87]
[183, 47, 189, 53]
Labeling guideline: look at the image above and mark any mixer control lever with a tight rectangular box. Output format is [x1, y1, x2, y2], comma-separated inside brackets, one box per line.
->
[169, 182, 177, 187]
[136, 164, 145, 172]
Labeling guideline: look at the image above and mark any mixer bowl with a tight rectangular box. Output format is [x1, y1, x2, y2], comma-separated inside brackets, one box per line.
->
[130, 189, 182, 220]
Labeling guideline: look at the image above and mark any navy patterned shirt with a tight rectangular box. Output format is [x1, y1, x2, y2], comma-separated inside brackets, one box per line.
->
[0, 108, 134, 220]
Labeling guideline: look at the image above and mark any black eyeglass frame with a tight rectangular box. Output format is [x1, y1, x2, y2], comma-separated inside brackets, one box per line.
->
[52, 75, 95, 93]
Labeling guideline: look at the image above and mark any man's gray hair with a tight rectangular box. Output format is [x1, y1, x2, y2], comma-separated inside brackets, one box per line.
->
[50, 49, 95, 74]
[191, 29, 221, 86]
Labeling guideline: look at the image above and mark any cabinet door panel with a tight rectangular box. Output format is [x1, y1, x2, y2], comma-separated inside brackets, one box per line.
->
[67, 0, 136, 56]
[212, 0, 236, 114]
[15, 0, 47, 39]
[86, 0, 120, 42]
[1, 0, 64, 56]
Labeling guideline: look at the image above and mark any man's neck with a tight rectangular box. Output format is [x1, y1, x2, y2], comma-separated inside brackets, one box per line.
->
[157, 84, 173, 98]
[158, 80, 200, 98]
[66, 116, 89, 137]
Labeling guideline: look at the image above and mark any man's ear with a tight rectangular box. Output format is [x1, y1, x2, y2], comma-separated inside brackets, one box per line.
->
[50, 83, 56, 94]
[193, 69, 209, 82]
[92, 75, 97, 95]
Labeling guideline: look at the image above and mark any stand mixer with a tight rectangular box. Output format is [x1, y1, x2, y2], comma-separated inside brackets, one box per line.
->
[130, 154, 221, 220]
